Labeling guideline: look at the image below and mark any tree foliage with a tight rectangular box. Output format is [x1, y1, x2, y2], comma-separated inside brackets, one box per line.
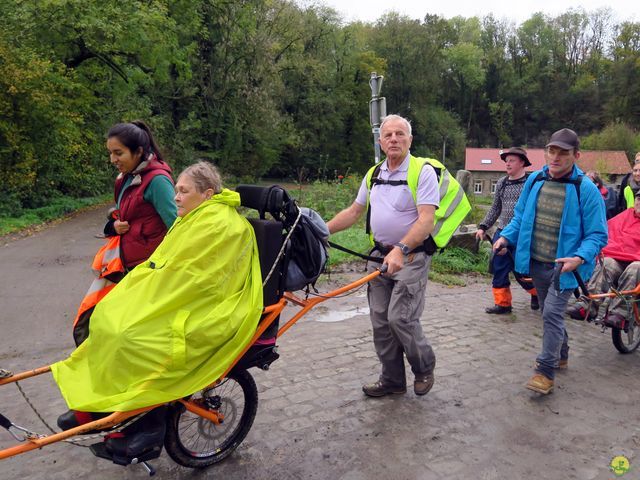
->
[2, 1, 640, 214]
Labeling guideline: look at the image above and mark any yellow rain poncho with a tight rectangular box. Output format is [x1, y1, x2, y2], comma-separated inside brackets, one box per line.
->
[51, 189, 263, 412]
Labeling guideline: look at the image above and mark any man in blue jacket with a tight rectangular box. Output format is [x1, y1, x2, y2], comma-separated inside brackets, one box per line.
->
[493, 128, 608, 394]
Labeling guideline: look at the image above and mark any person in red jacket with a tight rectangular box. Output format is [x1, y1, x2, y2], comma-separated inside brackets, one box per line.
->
[105, 121, 177, 269]
[566, 190, 640, 328]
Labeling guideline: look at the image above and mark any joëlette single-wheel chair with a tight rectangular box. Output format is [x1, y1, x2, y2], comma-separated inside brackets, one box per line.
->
[564, 260, 640, 354]
[0, 184, 384, 475]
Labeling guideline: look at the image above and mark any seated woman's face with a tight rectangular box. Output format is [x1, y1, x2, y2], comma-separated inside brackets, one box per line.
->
[175, 174, 209, 217]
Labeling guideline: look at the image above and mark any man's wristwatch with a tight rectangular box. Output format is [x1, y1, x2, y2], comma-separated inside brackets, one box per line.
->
[394, 242, 411, 256]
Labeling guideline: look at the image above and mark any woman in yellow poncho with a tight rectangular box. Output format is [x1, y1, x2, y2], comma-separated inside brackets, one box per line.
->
[52, 161, 263, 426]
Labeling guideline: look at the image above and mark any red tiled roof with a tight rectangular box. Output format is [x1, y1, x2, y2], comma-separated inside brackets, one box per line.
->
[464, 148, 630, 175]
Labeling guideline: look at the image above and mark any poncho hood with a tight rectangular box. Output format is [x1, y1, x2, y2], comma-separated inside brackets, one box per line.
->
[52, 189, 263, 411]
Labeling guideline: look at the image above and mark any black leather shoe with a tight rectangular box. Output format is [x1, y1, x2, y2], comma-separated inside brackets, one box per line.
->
[57, 410, 110, 431]
[485, 305, 512, 314]
[530, 295, 540, 310]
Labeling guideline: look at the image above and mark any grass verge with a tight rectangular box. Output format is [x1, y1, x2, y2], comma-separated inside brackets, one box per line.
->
[0, 195, 111, 236]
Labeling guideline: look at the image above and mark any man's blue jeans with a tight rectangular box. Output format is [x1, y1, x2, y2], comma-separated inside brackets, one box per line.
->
[530, 260, 573, 380]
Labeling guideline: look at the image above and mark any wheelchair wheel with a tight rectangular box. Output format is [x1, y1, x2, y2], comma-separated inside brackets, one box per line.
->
[611, 320, 640, 354]
[164, 369, 258, 468]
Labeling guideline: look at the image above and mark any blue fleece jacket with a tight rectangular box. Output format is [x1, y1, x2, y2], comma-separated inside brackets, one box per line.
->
[500, 164, 608, 290]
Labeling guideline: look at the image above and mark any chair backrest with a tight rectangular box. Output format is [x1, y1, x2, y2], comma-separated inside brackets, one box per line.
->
[236, 184, 295, 222]
[237, 185, 290, 306]
[247, 217, 284, 306]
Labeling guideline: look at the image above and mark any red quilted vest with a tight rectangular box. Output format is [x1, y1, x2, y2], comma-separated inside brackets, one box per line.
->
[114, 156, 174, 268]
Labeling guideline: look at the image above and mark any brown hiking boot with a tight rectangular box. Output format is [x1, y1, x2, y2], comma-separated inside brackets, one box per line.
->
[414, 373, 435, 396]
[536, 360, 567, 370]
[362, 381, 406, 398]
[525, 373, 554, 394]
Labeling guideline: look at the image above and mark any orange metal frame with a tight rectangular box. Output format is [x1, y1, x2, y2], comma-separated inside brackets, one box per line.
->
[0, 269, 381, 460]
[583, 282, 640, 326]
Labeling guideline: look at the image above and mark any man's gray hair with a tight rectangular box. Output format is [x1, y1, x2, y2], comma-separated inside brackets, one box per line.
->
[380, 114, 412, 136]
[179, 160, 222, 194]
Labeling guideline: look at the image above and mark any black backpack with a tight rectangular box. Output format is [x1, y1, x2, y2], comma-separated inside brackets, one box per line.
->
[236, 184, 329, 293]
[284, 207, 329, 292]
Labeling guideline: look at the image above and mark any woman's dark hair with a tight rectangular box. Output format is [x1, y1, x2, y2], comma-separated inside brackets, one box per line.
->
[107, 120, 164, 161]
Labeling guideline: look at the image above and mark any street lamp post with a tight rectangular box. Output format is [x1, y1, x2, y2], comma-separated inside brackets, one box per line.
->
[369, 72, 386, 164]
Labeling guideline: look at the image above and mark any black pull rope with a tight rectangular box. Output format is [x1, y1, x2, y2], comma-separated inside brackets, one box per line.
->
[328, 241, 383, 263]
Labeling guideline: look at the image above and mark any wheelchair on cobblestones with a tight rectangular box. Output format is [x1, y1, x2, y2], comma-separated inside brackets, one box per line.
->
[0, 185, 384, 474]
[566, 264, 640, 354]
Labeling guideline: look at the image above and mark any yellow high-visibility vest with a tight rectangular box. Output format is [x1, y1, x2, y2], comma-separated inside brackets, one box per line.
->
[365, 155, 471, 249]
[623, 185, 635, 209]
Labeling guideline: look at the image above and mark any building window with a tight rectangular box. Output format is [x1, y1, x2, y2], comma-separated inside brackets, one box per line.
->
[490, 180, 498, 194]
[474, 181, 483, 194]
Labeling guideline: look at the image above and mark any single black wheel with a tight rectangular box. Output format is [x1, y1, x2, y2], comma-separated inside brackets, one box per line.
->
[612, 320, 640, 354]
[164, 369, 258, 468]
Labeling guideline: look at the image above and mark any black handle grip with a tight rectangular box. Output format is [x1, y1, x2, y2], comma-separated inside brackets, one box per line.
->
[553, 262, 563, 292]
[572, 269, 590, 296]
[553, 261, 590, 297]
[0, 412, 13, 429]
[379, 264, 388, 274]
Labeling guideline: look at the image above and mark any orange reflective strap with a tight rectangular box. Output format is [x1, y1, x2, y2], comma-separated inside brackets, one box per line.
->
[91, 236, 124, 278]
[492, 287, 512, 307]
[72, 279, 116, 328]
[73, 237, 124, 329]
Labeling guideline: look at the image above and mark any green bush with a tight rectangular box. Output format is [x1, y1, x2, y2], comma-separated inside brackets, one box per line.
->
[288, 175, 362, 220]
[581, 122, 639, 163]
[431, 246, 490, 275]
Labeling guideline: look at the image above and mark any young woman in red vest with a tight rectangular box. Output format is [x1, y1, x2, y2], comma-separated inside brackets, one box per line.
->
[105, 121, 177, 269]
[71, 122, 178, 345]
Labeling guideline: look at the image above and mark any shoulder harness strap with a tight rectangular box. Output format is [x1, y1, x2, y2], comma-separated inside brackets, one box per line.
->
[365, 160, 431, 235]
[531, 171, 583, 204]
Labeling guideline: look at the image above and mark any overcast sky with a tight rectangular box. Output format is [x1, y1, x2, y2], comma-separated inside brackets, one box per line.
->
[306, 0, 637, 25]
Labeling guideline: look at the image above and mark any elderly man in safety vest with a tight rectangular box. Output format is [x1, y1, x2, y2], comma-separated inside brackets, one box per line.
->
[327, 114, 468, 398]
